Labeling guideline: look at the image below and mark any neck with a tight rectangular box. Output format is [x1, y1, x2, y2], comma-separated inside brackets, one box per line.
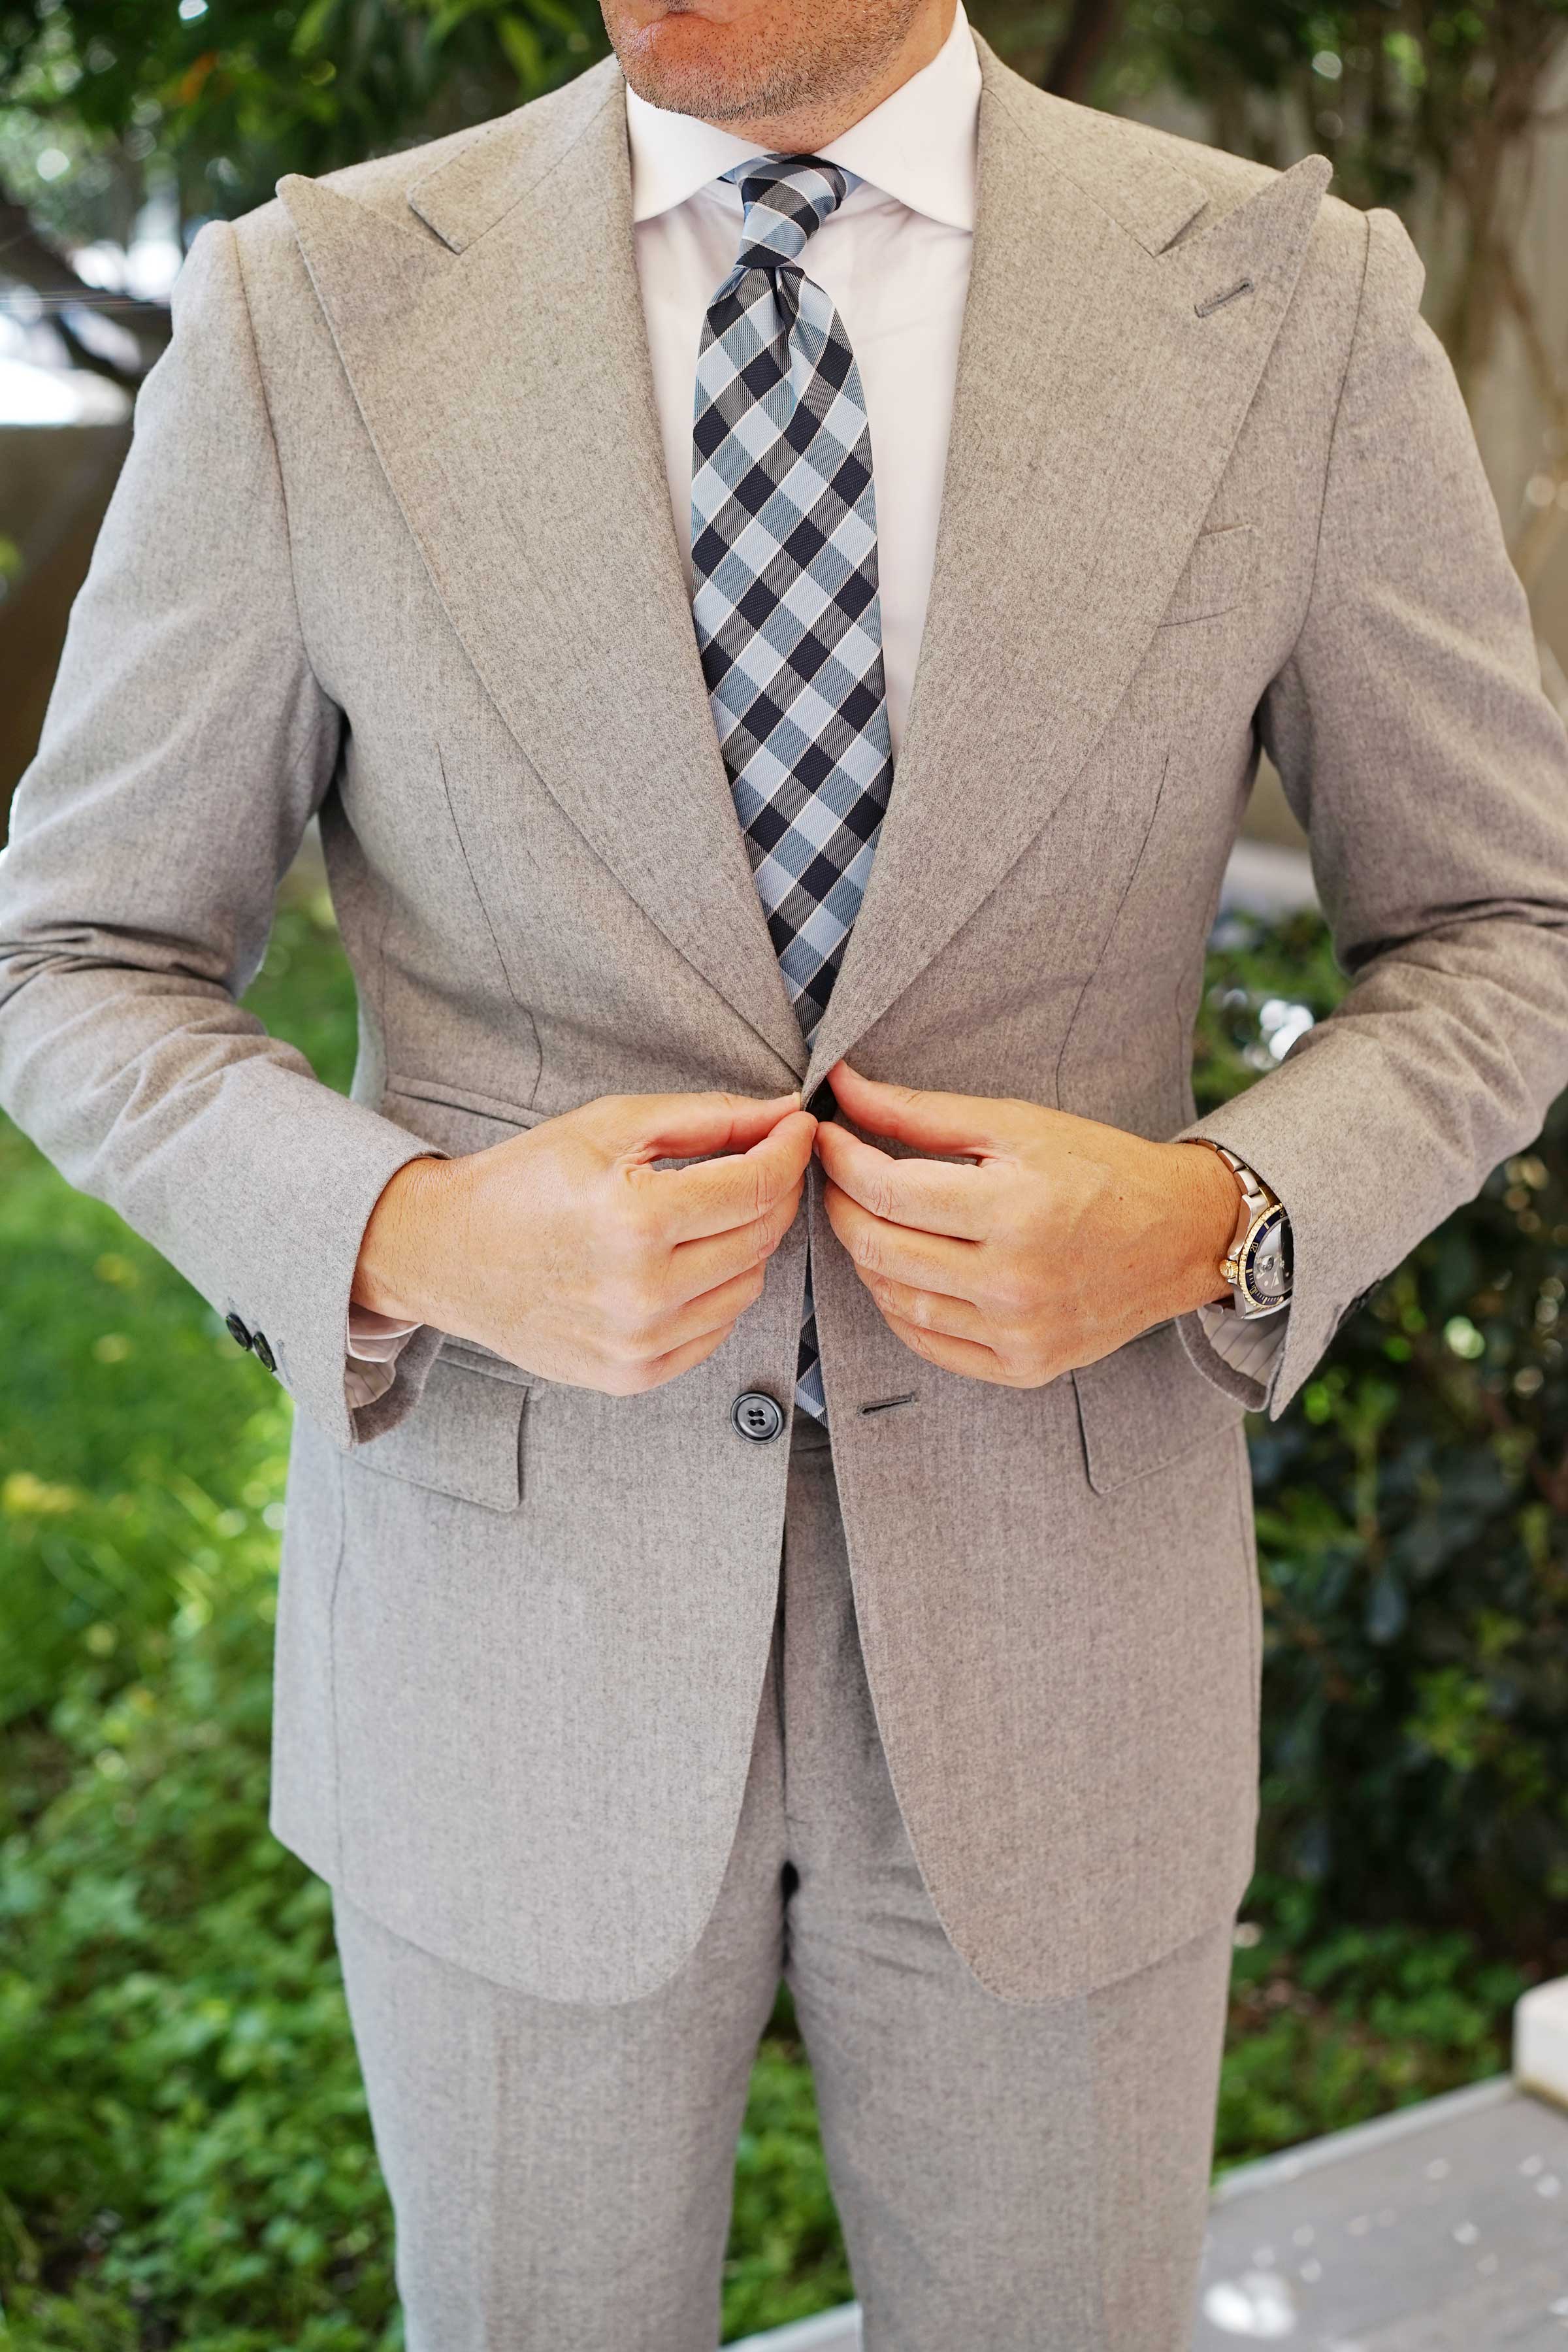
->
[706, 1, 956, 154]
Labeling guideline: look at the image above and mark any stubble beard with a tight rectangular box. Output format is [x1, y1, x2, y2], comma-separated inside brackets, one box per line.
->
[604, 0, 930, 136]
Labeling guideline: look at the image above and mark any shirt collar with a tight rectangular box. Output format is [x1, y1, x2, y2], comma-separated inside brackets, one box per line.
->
[627, 3, 979, 231]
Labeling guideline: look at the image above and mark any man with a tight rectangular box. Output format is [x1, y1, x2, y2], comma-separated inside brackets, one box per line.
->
[3, 0, 1567, 2340]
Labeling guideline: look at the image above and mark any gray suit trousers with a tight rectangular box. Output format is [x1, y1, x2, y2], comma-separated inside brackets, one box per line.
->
[334, 1417, 1233, 2352]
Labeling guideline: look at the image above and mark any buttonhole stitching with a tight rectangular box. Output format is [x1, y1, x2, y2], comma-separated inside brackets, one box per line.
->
[1195, 276, 1255, 318]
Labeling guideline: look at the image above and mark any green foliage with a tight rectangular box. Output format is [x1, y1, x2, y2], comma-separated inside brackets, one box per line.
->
[1218, 1882, 1526, 2167]
[725, 1989, 853, 2336]
[0, 0, 606, 242]
[0, 892, 1556, 2344]
[973, 0, 1568, 216]
[1, 1605, 400, 2349]
[1125, 0, 1568, 209]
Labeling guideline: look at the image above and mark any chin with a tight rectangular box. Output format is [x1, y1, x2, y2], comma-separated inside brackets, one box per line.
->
[608, 6, 778, 122]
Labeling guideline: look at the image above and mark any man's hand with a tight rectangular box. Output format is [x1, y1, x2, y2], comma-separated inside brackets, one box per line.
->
[353, 1090, 816, 1394]
[815, 1061, 1239, 1388]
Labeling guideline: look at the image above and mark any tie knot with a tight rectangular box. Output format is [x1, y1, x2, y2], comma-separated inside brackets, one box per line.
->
[723, 155, 854, 275]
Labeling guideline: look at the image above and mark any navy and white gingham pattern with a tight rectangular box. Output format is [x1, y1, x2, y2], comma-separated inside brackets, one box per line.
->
[692, 155, 894, 1424]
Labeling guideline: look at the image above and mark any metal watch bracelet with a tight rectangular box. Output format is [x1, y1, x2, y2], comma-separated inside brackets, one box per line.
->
[1194, 1141, 1293, 1320]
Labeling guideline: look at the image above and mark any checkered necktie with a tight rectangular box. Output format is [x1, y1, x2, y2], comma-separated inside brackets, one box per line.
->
[692, 155, 894, 1424]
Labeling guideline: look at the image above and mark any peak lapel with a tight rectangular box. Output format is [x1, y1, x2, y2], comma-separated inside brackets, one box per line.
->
[800, 63, 1331, 1094]
[278, 72, 808, 1082]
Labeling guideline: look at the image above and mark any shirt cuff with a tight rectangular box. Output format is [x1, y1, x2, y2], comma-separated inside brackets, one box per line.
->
[346, 1303, 424, 1412]
[1192, 1296, 1289, 1407]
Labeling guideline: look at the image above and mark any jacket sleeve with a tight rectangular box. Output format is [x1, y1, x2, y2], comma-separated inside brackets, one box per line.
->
[0, 218, 438, 1451]
[1174, 202, 1568, 1421]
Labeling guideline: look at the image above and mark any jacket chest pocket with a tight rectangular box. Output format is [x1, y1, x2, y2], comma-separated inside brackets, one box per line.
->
[351, 1348, 532, 1512]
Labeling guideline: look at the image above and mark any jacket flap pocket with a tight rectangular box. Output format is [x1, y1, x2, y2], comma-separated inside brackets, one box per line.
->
[353, 1355, 525, 1511]
[1158, 523, 1256, 627]
[1071, 1318, 1246, 1495]
[439, 1335, 538, 1390]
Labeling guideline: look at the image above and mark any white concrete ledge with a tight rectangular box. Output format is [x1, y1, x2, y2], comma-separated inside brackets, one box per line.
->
[1515, 1974, 1568, 2108]
[1211, 2072, 1514, 2204]
[728, 2307, 860, 2349]
[1218, 838, 1317, 918]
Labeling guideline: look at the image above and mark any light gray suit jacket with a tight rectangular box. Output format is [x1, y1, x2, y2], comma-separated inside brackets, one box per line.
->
[4, 37, 1567, 2004]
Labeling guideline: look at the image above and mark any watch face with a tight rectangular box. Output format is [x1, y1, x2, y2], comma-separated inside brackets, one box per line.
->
[1240, 1205, 1292, 1308]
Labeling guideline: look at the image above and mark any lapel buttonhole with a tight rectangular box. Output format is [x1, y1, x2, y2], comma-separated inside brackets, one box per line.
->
[1195, 276, 1256, 318]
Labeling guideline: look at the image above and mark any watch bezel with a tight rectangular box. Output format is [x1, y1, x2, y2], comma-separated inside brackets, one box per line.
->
[1235, 1201, 1292, 1315]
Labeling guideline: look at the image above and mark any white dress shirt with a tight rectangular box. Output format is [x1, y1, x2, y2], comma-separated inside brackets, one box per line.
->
[348, 3, 1286, 1402]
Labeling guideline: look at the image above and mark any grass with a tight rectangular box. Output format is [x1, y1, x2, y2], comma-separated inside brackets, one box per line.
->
[0, 894, 1523, 2347]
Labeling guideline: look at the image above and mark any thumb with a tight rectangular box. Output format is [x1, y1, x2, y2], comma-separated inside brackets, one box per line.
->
[825, 1061, 1016, 1157]
[613, 1088, 804, 1166]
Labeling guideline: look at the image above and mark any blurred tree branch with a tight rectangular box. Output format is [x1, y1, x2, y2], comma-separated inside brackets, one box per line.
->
[1495, 236, 1568, 597]
[0, 182, 169, 384]
[1042, 0, 1124, 99]
[0, 0, 608, 238]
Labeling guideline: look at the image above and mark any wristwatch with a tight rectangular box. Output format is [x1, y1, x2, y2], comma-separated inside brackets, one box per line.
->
[1197, 1143, 1293, 1319]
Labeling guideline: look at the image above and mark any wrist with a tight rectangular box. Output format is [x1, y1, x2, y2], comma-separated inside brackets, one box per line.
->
[352, 1154, 455, 1325]
[1165, 1140, 1242, 1315]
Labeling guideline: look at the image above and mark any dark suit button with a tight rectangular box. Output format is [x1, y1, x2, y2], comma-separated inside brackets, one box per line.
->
[806, 1081, 836, 1122]
[731, 1390, 785, 1444]
[225, 1313, 253, 1352]
[252, 1331, 277, 1374]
